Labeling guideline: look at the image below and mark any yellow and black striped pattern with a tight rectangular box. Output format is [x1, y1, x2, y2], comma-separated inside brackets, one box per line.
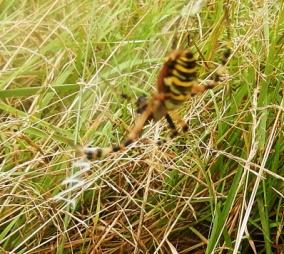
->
[159, 50, 199, 110]
[78, 47, 231, 160]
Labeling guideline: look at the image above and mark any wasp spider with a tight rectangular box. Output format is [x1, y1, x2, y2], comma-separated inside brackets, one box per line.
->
[78, 47, 231, 160]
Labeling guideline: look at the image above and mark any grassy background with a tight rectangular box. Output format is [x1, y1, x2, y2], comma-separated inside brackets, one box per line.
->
[0, 0, 283, 253]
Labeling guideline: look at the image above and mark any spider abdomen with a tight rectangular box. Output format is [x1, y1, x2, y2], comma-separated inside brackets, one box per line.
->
[157, 50, 198, 110]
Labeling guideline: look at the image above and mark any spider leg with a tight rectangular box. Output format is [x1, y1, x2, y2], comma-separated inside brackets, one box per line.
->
[136, 95, 148, 114]
[123, 105, 153, 147]
[191, 47, 231, 95]
[168, 111, 189, 132]
[165, 113, 179, 138]
[80, 101, 155, 160]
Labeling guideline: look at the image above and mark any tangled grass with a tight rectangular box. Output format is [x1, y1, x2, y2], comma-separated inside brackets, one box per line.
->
[0, 0, 283, 253]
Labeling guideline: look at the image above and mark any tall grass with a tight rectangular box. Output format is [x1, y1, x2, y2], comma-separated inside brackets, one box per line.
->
[0, 0, 283, 253]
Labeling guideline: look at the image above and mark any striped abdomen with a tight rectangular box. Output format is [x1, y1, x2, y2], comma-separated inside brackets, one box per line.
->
[157, 50, 198, 110]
